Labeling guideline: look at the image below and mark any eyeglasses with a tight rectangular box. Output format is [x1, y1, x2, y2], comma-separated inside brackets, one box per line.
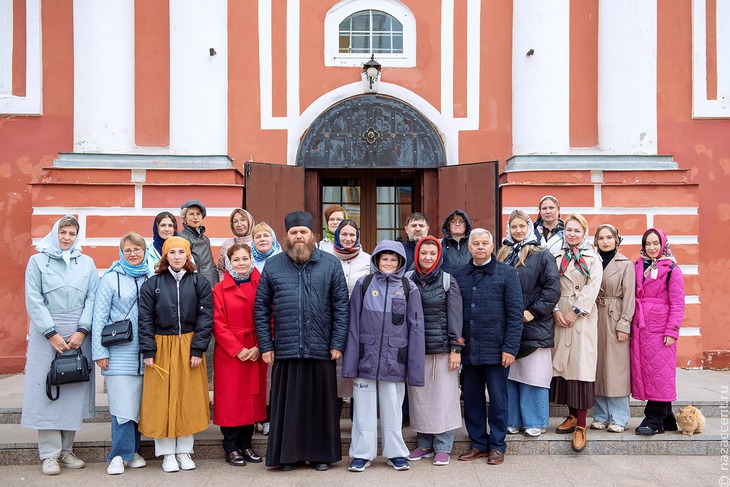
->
[328, 217, 344, 223]
[122, 248, 144, 255]
[451, 219, 466, 225]
[232, 220, 247, 226]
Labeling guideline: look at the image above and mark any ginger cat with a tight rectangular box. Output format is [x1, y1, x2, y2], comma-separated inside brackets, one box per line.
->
[676, 405, 705, 436]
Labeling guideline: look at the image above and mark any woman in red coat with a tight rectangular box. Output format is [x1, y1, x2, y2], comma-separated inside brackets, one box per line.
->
[213, 243, 267, 466]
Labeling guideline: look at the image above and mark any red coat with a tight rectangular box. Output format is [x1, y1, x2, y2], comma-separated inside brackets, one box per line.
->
[212, 270, 268, 426]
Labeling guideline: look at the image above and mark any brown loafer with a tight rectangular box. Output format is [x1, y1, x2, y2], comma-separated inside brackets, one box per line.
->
[487, 450, 504, 465]
[572, 426, 586, 453]
[458, 448, 489, 461]
[556, 415, 577, 434]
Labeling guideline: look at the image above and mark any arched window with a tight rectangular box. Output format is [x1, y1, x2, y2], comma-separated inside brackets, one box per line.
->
[338, 10, 403, 54]
[324, 0, 415, 67]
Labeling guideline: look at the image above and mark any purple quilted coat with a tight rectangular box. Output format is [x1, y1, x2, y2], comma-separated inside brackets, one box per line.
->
[630, 229, 685, 402]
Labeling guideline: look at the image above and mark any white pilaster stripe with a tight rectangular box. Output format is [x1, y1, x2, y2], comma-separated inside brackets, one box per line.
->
[686, 296, 700, 304]
[598, 0, 658, 153]
[134, 185, 143, 210]
[691, 0, 729, 117]
[286, 0, 301, 169]
[594, 185, 602, 208]
[452, 0, 481, 131]
[258, 0, 286, 130]
[0, 0, 11, 95]
[512, 0, 570, 154]
[73, 0, 135, 152]
[716, 0, 730, 104]
[169, 0, 228, 154]
[0, 0, 41, 115]
[440, 0, 454, 120]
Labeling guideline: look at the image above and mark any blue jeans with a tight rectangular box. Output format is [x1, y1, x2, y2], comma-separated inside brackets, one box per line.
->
[593, 395, 631, 427]
[108, 415, 141, 462]
[462, 364, 509, 453]
[507, 379, 549, 429]
[416, 431, 456, 453]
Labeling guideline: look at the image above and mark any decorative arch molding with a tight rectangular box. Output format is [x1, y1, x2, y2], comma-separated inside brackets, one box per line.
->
[290, 82, 458, 166]
[297, 93, 445, 168]
[324, 0, 416, 67]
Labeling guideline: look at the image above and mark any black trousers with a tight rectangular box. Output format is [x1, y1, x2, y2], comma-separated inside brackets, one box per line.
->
[641, 401, 677, 430]
[220, 425, 255, 454]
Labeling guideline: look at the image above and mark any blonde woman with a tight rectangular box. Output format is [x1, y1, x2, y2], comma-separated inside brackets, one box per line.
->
[550, 214, 602, 453]
[497, 210, 560, 438]
[217, 208, 255, 281]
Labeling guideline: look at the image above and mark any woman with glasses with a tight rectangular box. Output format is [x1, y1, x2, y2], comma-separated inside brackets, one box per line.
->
[92, 232, 154, 475]
[318, 205, 347, 254]
[217, 209, 255, 281]
[440, 210, 472, 272]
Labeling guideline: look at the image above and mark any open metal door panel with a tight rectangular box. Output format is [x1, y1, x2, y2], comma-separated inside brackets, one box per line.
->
[437, 162, 498, 238]
[244, 162, 305, 239]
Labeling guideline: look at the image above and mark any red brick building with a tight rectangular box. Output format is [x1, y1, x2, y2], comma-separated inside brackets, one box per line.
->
[0, 0, 728, 372]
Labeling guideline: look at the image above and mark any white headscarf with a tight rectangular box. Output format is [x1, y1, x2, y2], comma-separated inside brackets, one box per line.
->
[35, 215, 82, 266]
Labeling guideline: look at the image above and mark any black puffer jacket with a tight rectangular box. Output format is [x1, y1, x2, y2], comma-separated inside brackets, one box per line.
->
[254, 249, 350, 360]
[408, 236, 463, 355]
[453, 256, 524, 366]
[512, 249, 560, 351]
[138, 271, 213, 359]
[441, 209, 472, 273]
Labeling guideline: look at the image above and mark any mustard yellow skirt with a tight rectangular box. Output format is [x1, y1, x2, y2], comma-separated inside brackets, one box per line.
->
[139, 332, 210, 438]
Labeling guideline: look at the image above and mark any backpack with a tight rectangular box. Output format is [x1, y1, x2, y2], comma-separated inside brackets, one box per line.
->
[360, 274, 410, 302]
[404, 270, 450, 293]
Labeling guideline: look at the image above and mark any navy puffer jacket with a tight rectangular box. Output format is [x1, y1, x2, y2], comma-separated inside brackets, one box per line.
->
[453, 256, 524, 365]
[254, 248, 350, 360]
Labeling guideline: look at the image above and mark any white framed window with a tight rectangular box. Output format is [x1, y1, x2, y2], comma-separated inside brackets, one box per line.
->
[325, 0, 415, 67]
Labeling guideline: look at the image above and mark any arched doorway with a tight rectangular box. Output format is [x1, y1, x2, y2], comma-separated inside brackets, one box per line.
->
[297, 94, 445, 249]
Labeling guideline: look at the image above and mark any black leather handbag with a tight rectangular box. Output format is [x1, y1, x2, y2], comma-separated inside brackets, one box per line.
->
[101, 319, 133, 347]
[46, 349, 92, 401]
[100, 295, 137, 347]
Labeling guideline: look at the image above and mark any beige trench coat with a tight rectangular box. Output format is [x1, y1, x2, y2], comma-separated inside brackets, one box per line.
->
[552, 247, 603, 382]
[594, 253, 635, 397]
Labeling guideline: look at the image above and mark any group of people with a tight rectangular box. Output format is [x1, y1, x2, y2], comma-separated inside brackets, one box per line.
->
[20, 194, 685, 476]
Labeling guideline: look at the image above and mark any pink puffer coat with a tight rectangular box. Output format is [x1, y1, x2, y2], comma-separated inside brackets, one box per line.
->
[630, 230, 685, 402]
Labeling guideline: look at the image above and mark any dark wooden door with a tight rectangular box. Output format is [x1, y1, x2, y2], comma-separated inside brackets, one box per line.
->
[244, 162, 305, 239]
[306, 169, 420, 252]
[438, 162, 498, 238]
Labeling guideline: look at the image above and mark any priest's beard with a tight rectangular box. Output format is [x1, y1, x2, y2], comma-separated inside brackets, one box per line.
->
[284, 238, 316, 264]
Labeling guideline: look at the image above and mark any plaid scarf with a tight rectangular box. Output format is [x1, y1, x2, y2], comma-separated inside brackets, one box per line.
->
[560, 246, 590, 277]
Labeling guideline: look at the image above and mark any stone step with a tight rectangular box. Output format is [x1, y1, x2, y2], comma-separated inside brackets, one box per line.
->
[0, 397, 725, 425]
[0, 417, 721, 466]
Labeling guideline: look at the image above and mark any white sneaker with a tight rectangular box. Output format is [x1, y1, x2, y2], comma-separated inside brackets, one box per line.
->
[162, 454, 179, 473]
[590, 421, 607, 430]
[42, 458, 61, 476]
[506, 426, 520, 434]
[524, 428, 546, 437]
[59, 451, 85, 469]
[125, 452, 147, 468]
[262, 422, 270, 436]
[107, 456, 124, 475]
[607, 423, 626, 433]
[176, 453, 196, 470]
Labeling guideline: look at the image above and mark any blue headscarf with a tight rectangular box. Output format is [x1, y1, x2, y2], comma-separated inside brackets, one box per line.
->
[106, 246, 151, 277]
[35, 215, 83, 266]
[251, 224, 282, 264]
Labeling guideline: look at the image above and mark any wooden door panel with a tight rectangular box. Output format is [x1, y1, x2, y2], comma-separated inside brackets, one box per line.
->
[438, 162, 498, 238]
[244, 162, 305, 239]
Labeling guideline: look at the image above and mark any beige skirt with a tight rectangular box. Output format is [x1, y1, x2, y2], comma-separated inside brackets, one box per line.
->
[139, 332, 210, 438]
[408, 354, 462, 434]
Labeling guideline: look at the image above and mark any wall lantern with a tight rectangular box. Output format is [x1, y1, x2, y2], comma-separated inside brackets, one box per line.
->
[362, 55, 382, 93]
